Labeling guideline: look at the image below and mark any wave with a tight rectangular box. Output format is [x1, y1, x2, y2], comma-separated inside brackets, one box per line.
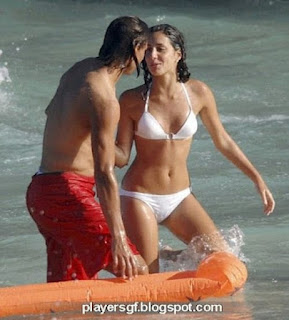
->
[0, 123, 41, 145]
[94, 0, 289, 14]
[60, 0, 289, 6]
[220, 114, 289, 124]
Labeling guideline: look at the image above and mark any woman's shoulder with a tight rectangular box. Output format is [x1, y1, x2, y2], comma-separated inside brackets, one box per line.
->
[185, 79, 216, 113]
[119, 84, 147, 107]
[121, 84, 146, 98]
[186, 78, 214, 97]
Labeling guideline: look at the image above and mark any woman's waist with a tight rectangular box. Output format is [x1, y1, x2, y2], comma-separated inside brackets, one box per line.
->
[121, 165, 190, 194]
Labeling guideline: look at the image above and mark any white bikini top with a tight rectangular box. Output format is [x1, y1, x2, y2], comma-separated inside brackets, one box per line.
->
[135, 82, 198, 140]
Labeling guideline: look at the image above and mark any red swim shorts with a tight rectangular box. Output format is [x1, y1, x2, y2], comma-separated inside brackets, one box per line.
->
[26, 172, 139, 282]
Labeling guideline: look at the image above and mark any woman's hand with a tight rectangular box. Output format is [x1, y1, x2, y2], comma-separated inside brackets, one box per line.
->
[255, 181, 275, 215]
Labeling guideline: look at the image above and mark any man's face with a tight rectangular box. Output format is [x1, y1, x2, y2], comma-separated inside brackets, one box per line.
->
[124, 43, 148, 75]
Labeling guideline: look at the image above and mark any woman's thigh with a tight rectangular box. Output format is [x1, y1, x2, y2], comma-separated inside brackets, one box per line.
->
[121, 196, 159, 273]
[162, 193, 228, 252]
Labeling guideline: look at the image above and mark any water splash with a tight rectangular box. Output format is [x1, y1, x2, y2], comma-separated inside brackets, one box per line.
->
[0, 49, 12, 116]
[160, 224, 248, 272]
[0, 50, 11, 84]
[222, 224, 248, 260]
[156, 15, 166, 22]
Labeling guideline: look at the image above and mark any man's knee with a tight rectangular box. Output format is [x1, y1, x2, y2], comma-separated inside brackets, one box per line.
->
[137, 262, 149, 275]
[135, 254, 149, 275]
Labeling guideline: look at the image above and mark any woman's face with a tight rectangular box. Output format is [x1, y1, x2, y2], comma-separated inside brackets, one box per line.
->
[145, 31, 181, 77]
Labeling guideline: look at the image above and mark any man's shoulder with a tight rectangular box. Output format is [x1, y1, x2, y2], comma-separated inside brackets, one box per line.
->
[83, 69, 113, 100]
[71, 57, 97, 70]
[83, 76, 120, 114]
[60, 57, 101, 91]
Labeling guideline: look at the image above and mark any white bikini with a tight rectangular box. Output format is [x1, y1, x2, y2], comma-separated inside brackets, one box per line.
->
[135, 82, 198, 140]
[120, 83, 198, 223]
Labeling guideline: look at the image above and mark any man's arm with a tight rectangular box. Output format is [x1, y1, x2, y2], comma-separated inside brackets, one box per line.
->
[87, 81, 138, 279]
[115, 91, 135, 168]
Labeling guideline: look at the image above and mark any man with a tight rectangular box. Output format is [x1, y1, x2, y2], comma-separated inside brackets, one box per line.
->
[26, 16, 149, 282]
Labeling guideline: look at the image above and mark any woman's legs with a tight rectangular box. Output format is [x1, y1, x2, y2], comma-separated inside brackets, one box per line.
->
[161, 193, 228, 253]
[121, 196, 160, 273]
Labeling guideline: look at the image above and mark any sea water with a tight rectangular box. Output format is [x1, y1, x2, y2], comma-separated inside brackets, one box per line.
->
[0, 0, 289, 319]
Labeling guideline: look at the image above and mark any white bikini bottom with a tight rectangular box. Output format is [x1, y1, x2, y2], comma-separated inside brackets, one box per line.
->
[119, 187, 191, 223]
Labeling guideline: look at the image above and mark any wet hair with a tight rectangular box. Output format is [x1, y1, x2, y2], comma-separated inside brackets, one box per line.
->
[98, 16, 149, 76]
[143, 24, 191, 89]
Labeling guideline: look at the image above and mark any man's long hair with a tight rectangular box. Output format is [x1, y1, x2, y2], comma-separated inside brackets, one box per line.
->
[99, 16, 149, 76]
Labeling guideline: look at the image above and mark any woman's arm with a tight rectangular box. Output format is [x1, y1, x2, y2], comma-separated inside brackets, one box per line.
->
[115, 92, 135, 168]
[196, 80, 275, 215]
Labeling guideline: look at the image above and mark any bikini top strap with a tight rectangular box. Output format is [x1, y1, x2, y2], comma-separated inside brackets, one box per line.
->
[145, 83, 192, 112]
[144, 86, 151, 112]
[181, 82, 193, 110]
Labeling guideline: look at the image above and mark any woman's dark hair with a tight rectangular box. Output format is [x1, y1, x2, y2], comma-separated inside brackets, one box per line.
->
[143, 24, 191, 89]
[98, 16, 149, 76]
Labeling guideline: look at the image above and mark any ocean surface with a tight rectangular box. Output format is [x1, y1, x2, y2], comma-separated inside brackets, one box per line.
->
[0, 0, 289, 319]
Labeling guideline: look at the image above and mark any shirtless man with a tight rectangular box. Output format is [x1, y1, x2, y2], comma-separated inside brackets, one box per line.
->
[26, 16, 149, 282]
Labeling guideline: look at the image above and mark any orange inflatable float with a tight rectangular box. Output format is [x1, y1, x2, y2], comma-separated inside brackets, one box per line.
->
[0, 251, 247, 317]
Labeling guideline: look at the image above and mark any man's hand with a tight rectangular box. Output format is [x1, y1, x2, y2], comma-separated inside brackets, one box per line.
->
[111, 235, 138, 280]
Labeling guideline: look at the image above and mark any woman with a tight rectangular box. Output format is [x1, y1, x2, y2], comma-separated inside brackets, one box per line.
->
[115, 24, 275, 273]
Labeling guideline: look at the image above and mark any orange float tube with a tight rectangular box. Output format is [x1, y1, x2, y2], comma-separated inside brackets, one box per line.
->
[0, 251, 247, 317]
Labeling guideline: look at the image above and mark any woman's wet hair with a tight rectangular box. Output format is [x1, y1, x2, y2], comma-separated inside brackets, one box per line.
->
[143, 24, 191, 89]
[98, 16, 149, 76]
